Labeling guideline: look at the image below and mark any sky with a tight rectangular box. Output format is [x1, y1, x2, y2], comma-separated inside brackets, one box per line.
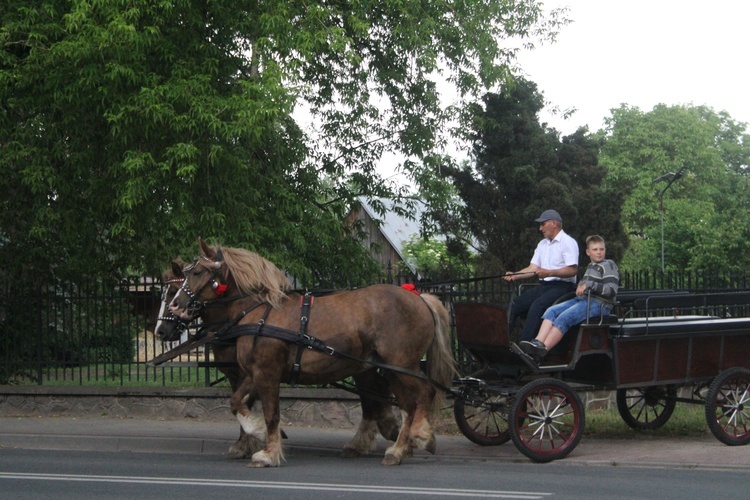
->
[517, 0, 750, 135]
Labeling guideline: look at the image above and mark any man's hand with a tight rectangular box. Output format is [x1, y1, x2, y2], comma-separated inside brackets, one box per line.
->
[535, 268, 552, 279]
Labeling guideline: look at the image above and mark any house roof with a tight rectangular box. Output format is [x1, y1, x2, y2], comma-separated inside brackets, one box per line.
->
[358, 197, 426, 274]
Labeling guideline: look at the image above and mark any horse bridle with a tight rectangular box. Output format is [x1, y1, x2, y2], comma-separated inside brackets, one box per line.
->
[177, 255, 228, 319]
[158, 265, 233, 338]
[157, 276, 190, 335]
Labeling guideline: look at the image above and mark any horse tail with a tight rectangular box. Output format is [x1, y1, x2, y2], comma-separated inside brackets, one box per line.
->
[420, 293, 458, 412]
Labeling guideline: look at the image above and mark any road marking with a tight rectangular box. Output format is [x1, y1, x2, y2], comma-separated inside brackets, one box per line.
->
[0, 472, 552, 499]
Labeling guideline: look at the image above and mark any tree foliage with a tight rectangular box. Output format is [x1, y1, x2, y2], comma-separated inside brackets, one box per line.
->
[440, 77, 628, 274]
[399, 233, 475, 278]
[599, 104, 750, 271]
[0, 1, 566, 283]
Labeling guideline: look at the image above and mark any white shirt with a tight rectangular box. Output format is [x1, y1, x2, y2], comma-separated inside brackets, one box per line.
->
[530, 229, 579, 284]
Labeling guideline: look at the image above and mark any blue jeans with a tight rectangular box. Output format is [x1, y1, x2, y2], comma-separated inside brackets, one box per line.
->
[508, 281, 576, 342]
[542, 297, 612, 335]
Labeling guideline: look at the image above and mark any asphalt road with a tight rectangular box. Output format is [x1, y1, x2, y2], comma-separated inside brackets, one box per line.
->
[1, 416, 749, 471]
[1, 446, 747, 499]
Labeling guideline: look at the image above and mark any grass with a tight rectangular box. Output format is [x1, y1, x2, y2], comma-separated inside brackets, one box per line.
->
[584, 404, 710, 438]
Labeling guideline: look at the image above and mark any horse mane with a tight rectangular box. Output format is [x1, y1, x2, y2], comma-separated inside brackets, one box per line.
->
[217, 246, 291, 309]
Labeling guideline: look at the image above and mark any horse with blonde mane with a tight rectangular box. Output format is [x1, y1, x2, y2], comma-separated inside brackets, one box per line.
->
[155, 258, 398, 460]
[153, 259, 268, 459]
[169, 238, 456, 467]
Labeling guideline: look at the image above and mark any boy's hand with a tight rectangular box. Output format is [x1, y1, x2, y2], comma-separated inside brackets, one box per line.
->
[575, 283, 587, 296]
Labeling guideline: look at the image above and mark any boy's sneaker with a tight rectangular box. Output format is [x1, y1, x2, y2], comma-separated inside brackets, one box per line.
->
[520, 339, 548, 358]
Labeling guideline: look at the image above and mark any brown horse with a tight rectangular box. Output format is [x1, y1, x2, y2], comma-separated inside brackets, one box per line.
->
[168, 238, 456, 466]
[155, 258, 402, 460]
[154, 260, 266, 459]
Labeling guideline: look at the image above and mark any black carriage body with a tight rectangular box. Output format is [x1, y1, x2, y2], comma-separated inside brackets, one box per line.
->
[451, 291, 750, 462]
[611, 318, 750, 388]
[454, 292, 750, 387]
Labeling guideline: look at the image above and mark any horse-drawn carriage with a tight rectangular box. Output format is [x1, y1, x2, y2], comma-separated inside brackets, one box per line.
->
[451, 290, 750, 462]
[153, 239, 750, 466]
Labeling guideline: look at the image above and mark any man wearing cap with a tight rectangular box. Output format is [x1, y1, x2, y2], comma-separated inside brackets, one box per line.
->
[503, 209, 579, 343]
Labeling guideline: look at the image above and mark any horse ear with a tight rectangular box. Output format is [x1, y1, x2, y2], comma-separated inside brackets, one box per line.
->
[171, 259, 184, 276]
[198, 237, 215, 259]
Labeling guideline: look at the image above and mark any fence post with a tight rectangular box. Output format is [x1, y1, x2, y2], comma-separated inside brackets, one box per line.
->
[35, 281, 43, 385]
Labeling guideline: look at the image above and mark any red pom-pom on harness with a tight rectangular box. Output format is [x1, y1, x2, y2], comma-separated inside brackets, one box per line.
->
[401, 283, 420, 296]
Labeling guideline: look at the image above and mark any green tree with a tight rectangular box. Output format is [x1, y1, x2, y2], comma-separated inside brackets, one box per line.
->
[400, 234, 475, 278]
[1, 1, 567, 282]
[599, 104, 750, 271]
[440, 77, 627, 274]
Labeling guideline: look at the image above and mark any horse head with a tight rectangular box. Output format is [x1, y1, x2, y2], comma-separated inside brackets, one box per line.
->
[168, 238, 230, 322]
[154, 258, 190, 342]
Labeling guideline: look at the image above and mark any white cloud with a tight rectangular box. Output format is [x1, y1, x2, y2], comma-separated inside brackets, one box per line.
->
[517, 0, 750, 135]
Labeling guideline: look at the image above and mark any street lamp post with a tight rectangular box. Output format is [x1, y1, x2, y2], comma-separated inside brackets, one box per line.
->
[652, 167, 687, 273]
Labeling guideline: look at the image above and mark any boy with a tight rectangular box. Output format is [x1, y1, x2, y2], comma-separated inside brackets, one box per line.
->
[520, 235, 619, 359]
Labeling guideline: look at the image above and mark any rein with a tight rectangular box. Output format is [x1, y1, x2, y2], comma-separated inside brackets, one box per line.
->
[148, 296, 263, 366]
[153, 257, 303, 366]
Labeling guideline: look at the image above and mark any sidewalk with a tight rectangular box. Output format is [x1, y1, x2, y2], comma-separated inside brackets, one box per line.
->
[1, 416, 748, 470]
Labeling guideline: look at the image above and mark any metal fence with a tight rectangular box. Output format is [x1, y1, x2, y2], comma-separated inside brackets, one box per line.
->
[2, 270, 749, 386]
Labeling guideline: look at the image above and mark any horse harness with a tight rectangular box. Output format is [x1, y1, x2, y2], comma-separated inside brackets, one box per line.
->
[153, 286, 450, 392]
[225, 293, 453, 393]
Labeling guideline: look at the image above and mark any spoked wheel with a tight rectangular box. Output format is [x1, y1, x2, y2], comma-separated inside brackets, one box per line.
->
[705, 367, 750, 446]
[616, 386, 677, 430]
[453, 387, 511, 446]
[509, 378, 584, 462]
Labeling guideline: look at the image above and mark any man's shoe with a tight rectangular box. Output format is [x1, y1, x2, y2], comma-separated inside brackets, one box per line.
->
[520, 339, 548, 358]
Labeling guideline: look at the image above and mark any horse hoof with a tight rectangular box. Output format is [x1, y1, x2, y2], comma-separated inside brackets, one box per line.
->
[226, 435, 264, 459]
[382, 454, 402, 466]
[341, 447, 364, 458]
[226, 448, 249, 460]
[425, 435, 437, 455]
[247, 460, 272, 468]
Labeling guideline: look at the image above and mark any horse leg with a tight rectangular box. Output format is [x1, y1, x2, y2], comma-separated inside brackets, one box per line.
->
[382, 375, 437, 466]
[214, 344, 264, 459]
[342, 369, 399, 458]
[227, 377, 266, 459]
[247, 378, 284, 468]
[369, 370, 400, 441]
[229, 377, 267, 457]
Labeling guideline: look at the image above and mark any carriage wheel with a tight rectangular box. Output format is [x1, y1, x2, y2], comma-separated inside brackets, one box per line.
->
[705, 367, 750, 446]
[453, 391, 511, 446]
[616, 386, 677, 430]
[509, 378, 584, 462]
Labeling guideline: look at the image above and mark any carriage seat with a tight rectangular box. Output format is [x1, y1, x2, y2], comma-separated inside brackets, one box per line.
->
[610, 316, 750, 337]
[452, 302, 528, 367]
[453, 302, 508, 348]
[630, 292, 750, 318]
